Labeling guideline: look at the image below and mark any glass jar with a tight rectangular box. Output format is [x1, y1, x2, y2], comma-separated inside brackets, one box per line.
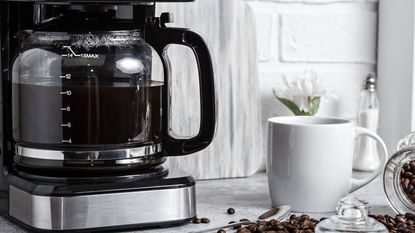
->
[384, 132, 415, 213]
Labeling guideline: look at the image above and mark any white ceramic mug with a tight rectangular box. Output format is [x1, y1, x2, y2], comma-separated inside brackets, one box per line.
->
[266, 116, 388, 212]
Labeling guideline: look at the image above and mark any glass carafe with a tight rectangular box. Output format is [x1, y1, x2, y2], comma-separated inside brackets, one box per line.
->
[13, 31, 163, 148]
[11, 19, 215, 173]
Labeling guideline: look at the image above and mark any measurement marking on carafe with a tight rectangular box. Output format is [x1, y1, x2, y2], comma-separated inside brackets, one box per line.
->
[61, 45, 99, 59]
[61, 106, 71, 112]
[60, 74, 71, 79]
[61, 122, 72, 128]
[60, 90, 72, 96]
[61, 46, 81, 58]
[62, 139, 72, 144]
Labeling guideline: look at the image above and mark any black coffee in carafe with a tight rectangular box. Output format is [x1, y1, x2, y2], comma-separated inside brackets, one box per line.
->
[12, 82, 162, 148]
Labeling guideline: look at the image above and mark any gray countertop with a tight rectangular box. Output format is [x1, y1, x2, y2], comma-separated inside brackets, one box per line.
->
[0, 172, 395, 233]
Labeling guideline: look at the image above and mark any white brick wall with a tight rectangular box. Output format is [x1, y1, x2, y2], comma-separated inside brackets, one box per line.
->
[248, 0, 378, 157]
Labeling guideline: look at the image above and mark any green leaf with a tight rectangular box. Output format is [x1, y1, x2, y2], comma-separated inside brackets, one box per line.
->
[310, 96, 321, 116]
[273, 90, 309, 116]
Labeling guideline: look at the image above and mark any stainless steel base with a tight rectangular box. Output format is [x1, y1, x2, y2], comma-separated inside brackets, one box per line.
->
[9, 183, 196, 231]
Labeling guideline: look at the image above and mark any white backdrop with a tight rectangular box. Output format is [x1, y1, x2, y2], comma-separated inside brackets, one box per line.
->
[378, 0, 415, 153]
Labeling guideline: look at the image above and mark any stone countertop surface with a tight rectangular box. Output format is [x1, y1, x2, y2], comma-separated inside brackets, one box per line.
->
[0, 172, 395, 233]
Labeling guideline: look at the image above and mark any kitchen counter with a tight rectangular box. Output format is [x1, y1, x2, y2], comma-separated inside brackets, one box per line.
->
[0, 172, 394, 233]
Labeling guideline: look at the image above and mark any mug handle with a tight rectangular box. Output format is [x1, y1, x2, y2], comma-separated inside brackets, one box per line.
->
[349, 127, 388, 192]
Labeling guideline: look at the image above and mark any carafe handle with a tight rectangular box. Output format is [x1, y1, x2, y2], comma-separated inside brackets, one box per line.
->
[146, 14, 216, 156]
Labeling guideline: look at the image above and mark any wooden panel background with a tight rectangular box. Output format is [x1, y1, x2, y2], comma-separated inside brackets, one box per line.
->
[157, 0, 263, 179]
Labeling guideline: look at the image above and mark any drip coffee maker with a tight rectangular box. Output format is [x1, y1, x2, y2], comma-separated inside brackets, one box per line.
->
[0, 0, 215, 231]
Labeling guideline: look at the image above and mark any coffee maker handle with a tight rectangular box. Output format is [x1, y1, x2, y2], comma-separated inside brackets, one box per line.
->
[146, 17, 216, 156]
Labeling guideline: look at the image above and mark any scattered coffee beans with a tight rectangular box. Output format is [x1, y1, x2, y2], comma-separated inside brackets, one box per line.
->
[201, 217, 211, 224]
[196, 208, 415, 232]
[227, 208, 236, 215]
[372, 214, 415, 232]
[235, 214, 415, 233]
[193, 217, 210, 224]
[401, 161, 415, 203]
[235, 214, 319, 233]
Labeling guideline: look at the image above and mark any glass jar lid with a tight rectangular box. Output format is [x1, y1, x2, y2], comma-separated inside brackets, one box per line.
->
[384, 132, 415, 214]
[315, 197, 388, 233]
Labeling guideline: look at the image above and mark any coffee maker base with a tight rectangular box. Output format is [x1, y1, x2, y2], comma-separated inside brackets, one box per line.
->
[4, 172, 196, 232]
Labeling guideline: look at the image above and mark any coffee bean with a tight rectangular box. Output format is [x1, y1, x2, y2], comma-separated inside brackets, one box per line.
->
[217, 229, 226, 233]
[300, 214, 310, 219]
[406, 213, 415, 221]
[403, 179, 410, 189]
[200, 218, 210, 224]
[404, 172, 413, 178]
[375, 215, 384, 220]
[236, 229, 251, 233]
[388, 216, 397, 225]
[408, 184, 414, 193]
[396, 215, 407, 224]
[240, 218, 250, 222]
[227, 208, 235, 215]
[192, 218, 201, 224]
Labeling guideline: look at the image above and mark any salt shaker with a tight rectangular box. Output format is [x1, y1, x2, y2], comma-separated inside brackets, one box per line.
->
[353, 74, 380, 171]
[315, 197, 388, 233]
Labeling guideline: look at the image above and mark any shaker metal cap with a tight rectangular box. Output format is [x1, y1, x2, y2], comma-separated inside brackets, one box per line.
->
[365, 73, 377, 92]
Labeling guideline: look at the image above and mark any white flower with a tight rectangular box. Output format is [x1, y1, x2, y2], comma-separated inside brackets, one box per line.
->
[274, 69, 336, 114]
[298, 69, 327, 97]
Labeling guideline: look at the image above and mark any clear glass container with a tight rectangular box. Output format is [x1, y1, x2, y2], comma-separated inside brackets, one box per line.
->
[384, 131, 415, 214]
[354, 74, 380, 171]
[315, 197, 388, 233]
[12, 30, 164, 150]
